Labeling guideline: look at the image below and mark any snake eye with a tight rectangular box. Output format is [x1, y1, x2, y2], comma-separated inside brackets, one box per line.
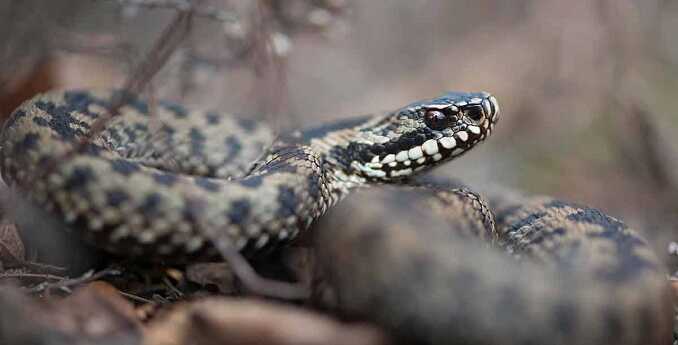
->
[424, 110, 448, 130]
[463, 104, 485, 123]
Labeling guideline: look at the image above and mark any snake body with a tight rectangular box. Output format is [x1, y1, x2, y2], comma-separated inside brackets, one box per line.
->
[314, 185, 674, 345]
[1, 89, 673, 343]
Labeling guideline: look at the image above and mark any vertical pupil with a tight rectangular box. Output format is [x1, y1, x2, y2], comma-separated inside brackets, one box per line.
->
[425, 110, 447, 130]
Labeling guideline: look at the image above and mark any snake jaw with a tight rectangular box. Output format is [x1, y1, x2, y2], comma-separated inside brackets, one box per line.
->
[350, 91, 499, 181]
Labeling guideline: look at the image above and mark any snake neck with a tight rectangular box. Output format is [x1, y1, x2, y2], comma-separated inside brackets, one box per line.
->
[280, 113, 389, 188]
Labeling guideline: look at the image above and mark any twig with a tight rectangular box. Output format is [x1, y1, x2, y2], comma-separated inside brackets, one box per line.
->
[118, 290, 154, 304]
[105, 0, 239, 23]
[15, 260, 67, 274]
[27, 267, 121, 294]
[179, 193, 308, 300]
[162, 276, 185, 298]
[37, 2, 197, 181]
[212, 239, 309, 300]
[0, 272, 65, 281]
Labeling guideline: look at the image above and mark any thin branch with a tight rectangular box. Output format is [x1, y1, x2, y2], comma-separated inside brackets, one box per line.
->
[105, 0, 239, 23]
[213, 239, 309, 300]
[118, 290, 154, 304]
[0, 272, 65, 281]
[37, 3, 197, 181]
[185, 198, 309, 300]
[26, 268, 121, 294]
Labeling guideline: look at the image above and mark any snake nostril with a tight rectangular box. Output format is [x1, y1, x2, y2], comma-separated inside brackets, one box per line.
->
[463, 104, 485, 123]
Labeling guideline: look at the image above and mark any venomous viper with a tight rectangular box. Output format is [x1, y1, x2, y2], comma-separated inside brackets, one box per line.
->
[0, 89, 674, 343]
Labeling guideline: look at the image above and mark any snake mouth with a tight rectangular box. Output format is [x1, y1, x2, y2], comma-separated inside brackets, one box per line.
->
[354, 119, 494, 179]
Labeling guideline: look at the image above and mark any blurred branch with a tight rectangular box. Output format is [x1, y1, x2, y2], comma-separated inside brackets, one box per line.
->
[105, 0, 239, 23]
[610, 101, 678, 223]
[41, 4, 196, 179]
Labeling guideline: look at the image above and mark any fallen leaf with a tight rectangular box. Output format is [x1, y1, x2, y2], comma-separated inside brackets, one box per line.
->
[144, 297, 388, 345]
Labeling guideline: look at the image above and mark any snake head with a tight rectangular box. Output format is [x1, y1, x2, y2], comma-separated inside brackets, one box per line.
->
[350, 91, 499, 180]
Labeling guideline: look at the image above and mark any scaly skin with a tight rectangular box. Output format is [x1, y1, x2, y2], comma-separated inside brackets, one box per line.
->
[313, 185, 674, 345]
[0, 89, 497, 258]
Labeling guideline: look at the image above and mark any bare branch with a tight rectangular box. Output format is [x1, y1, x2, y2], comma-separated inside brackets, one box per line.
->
[105, 0, 239, 23]
[38, 3, 197, 179]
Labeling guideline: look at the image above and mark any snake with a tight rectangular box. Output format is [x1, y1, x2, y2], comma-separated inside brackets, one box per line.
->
[0, 89, 674, 343]
[0, 89, 498, 258]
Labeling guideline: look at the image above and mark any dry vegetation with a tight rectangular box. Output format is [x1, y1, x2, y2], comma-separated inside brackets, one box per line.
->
[0, 0, 676, 344]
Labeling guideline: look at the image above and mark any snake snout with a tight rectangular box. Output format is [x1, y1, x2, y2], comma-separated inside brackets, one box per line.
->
[484, 93, 500, 125]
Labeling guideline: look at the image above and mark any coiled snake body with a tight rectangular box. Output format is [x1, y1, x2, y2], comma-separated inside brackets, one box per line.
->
[0, 89, 673, 344]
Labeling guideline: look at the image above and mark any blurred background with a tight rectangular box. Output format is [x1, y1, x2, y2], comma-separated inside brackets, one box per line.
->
[0, 0, 676, 270]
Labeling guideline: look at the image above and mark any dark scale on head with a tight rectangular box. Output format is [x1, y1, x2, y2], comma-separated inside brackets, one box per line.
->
[359, 147, 373, 162]
[370, 144, 385, 156]
[326, 145, 352, 168]
[413, 132, 426, 145]
[384, 141, 400, 154]
[110, 159, 141, 176]
[346, 142, 373, 163]
[397, 136, 415, 151]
